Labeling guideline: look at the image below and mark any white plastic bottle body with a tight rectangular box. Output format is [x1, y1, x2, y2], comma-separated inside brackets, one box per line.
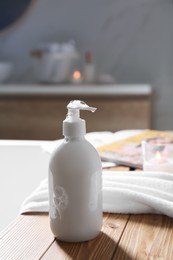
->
[49, 137, 102, 242]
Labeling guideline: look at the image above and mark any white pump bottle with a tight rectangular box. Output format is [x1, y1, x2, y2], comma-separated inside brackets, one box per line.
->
[49, 100, 102, 242]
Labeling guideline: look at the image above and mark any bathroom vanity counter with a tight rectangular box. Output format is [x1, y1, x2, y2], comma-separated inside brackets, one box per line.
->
[0, 84, 152, 139]
[0, 84, 151, 96]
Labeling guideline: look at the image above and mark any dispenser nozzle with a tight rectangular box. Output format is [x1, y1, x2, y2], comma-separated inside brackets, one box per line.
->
[63, 100, 97, 137]
[66, 100, 96, 121]
[67, 100, 96, 112]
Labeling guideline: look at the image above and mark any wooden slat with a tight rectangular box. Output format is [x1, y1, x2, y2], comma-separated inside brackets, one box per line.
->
[0, 213, 54, 260]
[113, 214, 173, 259]
[0, 215, 24, 240]
[108, 166, 131, 171]
[2, 213, 173, 260]
[41, 213, 130, 260]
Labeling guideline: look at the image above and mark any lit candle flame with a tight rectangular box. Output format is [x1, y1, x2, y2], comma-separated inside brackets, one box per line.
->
[155, 151, 162, 163]
[73, 70, 81, 80]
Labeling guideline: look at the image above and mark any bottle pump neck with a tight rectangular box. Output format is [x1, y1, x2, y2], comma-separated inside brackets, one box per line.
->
[63, 100, 96, 137]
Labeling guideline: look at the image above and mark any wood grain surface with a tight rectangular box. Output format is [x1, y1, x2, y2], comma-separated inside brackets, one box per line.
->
[1, 211, 173, 259]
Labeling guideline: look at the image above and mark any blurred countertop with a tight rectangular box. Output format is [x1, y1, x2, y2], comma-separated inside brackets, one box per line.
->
[0, 84, 152, 97]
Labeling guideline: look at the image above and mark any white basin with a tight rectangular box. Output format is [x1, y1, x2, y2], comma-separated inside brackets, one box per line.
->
[0, 140, 52, 231]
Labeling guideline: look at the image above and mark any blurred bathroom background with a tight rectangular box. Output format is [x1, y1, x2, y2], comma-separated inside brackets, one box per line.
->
[0, 0, 173, 129]
[1, 0, 173, 231]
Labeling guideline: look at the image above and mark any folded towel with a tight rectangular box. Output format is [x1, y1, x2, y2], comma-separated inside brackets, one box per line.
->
[20, 170, 173, 218]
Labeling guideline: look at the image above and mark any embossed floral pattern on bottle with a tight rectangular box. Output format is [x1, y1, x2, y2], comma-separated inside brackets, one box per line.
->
[53, 185, 68, 219]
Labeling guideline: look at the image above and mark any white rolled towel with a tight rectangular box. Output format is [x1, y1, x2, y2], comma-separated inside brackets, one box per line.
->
[20, 170, 173, 218]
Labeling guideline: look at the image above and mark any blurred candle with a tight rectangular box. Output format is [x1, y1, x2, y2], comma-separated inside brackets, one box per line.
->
[71, 70, 82, 84]
[143, 151, 173, 173]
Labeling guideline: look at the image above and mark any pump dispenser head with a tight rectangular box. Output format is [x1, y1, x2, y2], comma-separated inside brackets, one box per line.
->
[63, 100, 96, 137]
